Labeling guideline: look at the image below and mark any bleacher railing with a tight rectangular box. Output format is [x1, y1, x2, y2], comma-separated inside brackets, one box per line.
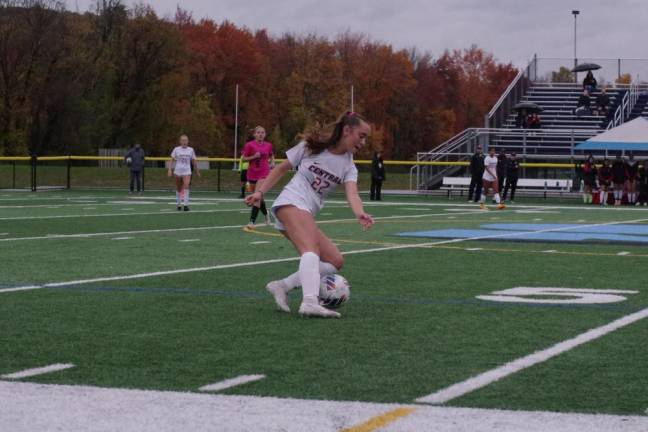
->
[412, 127, 623, 190]
[608, 81, 639, 129]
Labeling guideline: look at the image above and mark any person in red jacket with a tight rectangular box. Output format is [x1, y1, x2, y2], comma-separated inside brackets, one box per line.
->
[598, 159, 613, 206]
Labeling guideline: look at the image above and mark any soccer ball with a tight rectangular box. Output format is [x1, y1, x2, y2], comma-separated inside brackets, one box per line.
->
[125, 157, 132, 166]
[319, 274, 350, 309]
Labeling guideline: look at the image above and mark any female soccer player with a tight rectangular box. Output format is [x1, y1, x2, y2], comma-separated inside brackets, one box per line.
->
[242, 126, 274, 228]
[581, 154, 597, 204]
[244, 112, 374, 318]
[168, 135, 200, 211]
[479, 147, 505, 210]
[625, 154, 639, 205]
[598, 159, 613, 206]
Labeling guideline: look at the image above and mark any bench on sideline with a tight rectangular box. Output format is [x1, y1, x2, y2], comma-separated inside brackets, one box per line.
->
[441, 177, 573, 199]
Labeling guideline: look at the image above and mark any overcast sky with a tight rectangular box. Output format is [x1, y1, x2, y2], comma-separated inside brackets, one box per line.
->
[69, 0, 647, 66]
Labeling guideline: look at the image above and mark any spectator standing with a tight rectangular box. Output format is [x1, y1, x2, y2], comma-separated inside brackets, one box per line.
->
[638, 162, 648, 206]
[595, 88, 610, 116]
[575, 90, 591, 118]
[467, 145, 484, 202]
[124, 143, 145, 194]
[611, 154, 627, 206]
[370, 151, 386, 201]
[583, 71, 597, 92]
[581, 154, 597, 204]
[497, 148, 507, 192]
[625, 153, 639, 205]
[502, 152, 520, 203]
[598, 159, 613, 206]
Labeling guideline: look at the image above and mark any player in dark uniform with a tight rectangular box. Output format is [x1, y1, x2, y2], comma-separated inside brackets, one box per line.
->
[598, 159, 613, 206]
[638, 162, 648, 206]
[581, 155, 597, 204]
[467, 145, 484, 202]
[611, 155, 627, 206]
[625, 154, 639, 205]
[502, 152, 520, 203]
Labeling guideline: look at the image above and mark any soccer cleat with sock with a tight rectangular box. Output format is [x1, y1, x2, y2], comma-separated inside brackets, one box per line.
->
[265, 280, 291, 313]
[497, 203, 505, 210]
[298, 302, 341, 318]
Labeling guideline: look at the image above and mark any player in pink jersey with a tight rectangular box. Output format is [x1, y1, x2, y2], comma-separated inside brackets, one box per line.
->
[242, 126, 274, 229]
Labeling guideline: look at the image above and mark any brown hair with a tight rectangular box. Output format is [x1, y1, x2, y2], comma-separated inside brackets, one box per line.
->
[302, 111, 368, 154]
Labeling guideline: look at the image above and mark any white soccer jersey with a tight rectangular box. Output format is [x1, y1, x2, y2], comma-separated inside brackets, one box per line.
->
[272, 141, 358, 217]
[482, 155, 498, 181]
[171, 146, 196, 176]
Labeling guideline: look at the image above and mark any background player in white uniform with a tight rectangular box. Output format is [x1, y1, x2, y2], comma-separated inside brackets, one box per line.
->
[480, 147, 505, 210]
[244, 112, 374, 318]
[168, 135, 200, 211]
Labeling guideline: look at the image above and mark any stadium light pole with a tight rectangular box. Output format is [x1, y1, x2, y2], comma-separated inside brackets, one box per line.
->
[572, 10, 579, 83]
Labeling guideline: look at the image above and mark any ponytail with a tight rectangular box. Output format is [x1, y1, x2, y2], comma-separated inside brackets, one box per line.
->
[302, 111, 367, 154]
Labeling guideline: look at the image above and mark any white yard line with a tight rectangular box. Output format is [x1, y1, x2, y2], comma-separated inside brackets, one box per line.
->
[1, 380, 647, 432]
[198, 375, 266, 392]
[0, 207, 251, 221]
[0, 225, 246, 242]
[179, 239, 200, 243]
[4, 215, 648, 295]
[0, 216, 648, 294]
[111, 237, 133, 241]
[1, 364, 75, 380]
[416, 307, 648, 404]
[250, 241, 270, 245]
[0, 211, 483, 243]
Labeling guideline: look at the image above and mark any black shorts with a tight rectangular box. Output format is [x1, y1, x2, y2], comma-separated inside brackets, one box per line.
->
[240, 169, 247, 182]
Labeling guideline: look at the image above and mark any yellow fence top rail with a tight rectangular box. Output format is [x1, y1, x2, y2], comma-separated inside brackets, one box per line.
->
[0, 155, 585, 169]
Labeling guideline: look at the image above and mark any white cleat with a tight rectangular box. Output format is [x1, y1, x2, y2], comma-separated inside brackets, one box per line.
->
[265, 280, 291, 313]
[298, 302, 341, 318]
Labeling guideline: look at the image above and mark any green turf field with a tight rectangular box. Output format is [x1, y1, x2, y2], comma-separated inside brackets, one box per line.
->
[1, 189, 647, 420]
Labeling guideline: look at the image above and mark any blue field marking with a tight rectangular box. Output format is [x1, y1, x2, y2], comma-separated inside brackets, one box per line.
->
[395, 223, 648, 245]
[483, 223, 648, 235]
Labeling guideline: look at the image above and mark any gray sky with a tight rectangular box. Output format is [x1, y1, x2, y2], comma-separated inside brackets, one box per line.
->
[70, 0, 648, 66]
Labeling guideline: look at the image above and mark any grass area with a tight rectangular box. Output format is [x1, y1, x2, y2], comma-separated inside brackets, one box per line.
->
[1, 189, 647, 416]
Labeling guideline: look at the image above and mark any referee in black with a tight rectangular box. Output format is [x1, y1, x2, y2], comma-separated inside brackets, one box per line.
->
[467, 145, 484, 202]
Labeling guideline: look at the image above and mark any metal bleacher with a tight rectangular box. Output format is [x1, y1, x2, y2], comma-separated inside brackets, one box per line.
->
[412, 55, 648, 191]
[490, 83, 625, 156]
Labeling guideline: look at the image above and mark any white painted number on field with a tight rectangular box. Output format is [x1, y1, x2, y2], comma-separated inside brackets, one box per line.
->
[477, 287, 638, 304]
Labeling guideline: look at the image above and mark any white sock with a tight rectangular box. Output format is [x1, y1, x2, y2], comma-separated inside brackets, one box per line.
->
[281, 261, 337, 290]
[601, 192, 607, 204]
[494, 193, 501, 204]
[299, 252, 320, 303]
[184, 189, 190, 206]
[480, 194, 486, 204]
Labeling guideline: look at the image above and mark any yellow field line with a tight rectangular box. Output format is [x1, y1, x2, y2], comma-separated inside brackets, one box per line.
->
[339, 407, 416, 432]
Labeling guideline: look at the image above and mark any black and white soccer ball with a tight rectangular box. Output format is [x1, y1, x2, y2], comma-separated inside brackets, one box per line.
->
[319, 274, 351, 309]
[125, 157, 132, 166]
